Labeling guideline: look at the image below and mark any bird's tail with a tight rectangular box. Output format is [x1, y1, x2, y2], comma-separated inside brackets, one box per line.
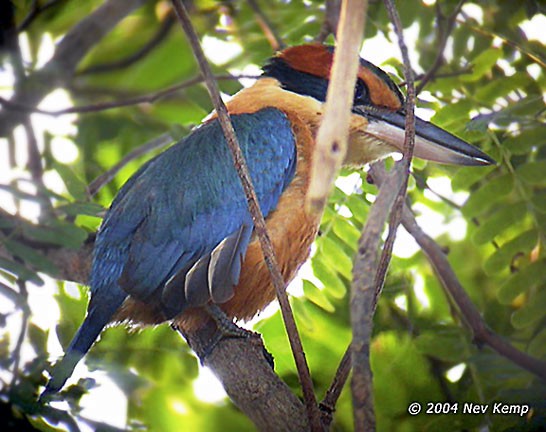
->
[41, 292, 125, 397]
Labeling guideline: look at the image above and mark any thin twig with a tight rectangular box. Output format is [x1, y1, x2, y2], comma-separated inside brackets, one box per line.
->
[316, 0, 342, 43]
[403, 202, 546, 380]
[78, 12, 176, 75]
[247, 0, 284, 50]
[17, 0, 66, 32]
[0, 74, 255, 116]
[0, 0, 147, 136]
[374, 0, 417, 302]
[88, 133, 174, 197]
[9, 280, 30, 390]
[170, 1, 321, 430]
[415, 0, 466, 94]
[0, 281, 26, 307]
[320, 344, 352, 428]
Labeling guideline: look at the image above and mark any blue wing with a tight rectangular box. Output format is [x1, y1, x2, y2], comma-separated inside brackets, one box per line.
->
[43, 108, 296, 395]
[95, 107, 296, 311]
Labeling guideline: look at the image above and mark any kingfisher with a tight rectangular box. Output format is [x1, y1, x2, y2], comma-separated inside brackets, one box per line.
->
[43, 44, 494, 395]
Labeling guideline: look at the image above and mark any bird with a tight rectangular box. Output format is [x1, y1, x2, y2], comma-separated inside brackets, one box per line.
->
[43, 43, 495, 395]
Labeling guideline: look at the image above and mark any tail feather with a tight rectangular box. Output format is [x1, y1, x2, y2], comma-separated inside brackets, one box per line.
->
[42, 291, 126, 397]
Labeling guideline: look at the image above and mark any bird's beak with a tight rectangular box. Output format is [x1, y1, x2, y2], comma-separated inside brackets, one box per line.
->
[354, 108, 496, 166]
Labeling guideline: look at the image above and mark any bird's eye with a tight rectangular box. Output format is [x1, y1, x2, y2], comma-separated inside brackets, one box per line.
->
[354, 79, 368, 105]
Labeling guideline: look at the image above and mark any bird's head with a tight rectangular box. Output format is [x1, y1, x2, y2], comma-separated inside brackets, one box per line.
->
[262, 44, 495, 167]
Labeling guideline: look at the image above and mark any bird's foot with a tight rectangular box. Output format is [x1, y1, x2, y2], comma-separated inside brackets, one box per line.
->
[197, 304, 259, 361]
[205, 304, 253, 339]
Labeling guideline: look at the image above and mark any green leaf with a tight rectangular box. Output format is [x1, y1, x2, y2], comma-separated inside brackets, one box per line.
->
[316, 236, 353, 280]
[415, 328, 469, 363]
[311, 256, 346, 298]
[28, 323, 48, 354]
[302, 280, 334, 312]
[516, 161, 546, 186]
[345, 194, 370, 224]
[484, 229, 538, 274]
[0, 257, 43, 285]
[3, 238, 57, 275]
[528, 328, 546, 359]
[462, 173, 514, 218]
[497, 260, 546, 304]
[21, 220, 88, 249]
[332, 218, 360, 250]
[53, 161, 89, 201]
[504, 127, 545, 155]
[510, 287, 546, 329]
[451, 165, 494, 191]
[57, 202, 105, 217]
[472, 202, 527, 245]
[461, 48, 502, 82]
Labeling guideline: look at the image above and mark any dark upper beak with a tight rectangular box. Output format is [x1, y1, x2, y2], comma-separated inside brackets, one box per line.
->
[354, 108, 496, 166]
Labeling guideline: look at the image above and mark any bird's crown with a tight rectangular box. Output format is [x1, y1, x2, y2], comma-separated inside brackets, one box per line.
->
[262, 44, 404, 112]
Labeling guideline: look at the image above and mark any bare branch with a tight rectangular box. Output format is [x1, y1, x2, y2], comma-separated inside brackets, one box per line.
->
[306, 0, 367, 214]
[351, 164, 405, 431]
[88, 133, 174, 197]
[0, 0, 147, 136]
[320, 345, 351, 428]
[17, 0, 66, 32]
[316, 0, 342, 43]
[78, 12, 176, 76]
[347, 1, 418, 429]
[180, 322, 309, 431]
[247, 0, 284, 51]
[415, 0, 466, 94]
[170, 1, 321, 429]
[0, 74, 255, 116]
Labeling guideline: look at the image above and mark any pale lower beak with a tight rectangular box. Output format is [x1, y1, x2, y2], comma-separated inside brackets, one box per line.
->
[355, 108, 496, 166]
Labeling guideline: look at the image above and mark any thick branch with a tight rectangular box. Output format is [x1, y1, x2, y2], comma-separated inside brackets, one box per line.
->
[0, 0, 146, 136]
[181, 322, 309, 431]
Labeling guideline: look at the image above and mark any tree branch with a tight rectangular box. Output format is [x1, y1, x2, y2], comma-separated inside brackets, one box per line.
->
[0, 74, 255, 116]
[306, 0, 367, 214]
[170, 1, 321, 429]
[0, 0, 146, 136]
[247, 0, 284, 51]
[17, 0, 67, 32]
[316, 0, 342, 44]
[77, 12, 176, 76]
[88, 133, 174, 197]
[369, 167, 546, 381]
[180, 322, 309, 431]
[415, 0, 466, 95]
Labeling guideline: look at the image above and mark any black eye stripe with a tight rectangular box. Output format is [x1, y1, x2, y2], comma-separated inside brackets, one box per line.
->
[262, 58, 330, 102]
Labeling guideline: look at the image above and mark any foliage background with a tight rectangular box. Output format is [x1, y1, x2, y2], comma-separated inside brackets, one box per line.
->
[0, 0, 545, 431]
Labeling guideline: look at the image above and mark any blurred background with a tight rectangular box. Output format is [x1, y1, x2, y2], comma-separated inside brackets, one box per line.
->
[0, 0, 544, 430]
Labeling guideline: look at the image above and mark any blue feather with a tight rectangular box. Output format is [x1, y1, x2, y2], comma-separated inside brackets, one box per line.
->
[44, 108, 297, 393]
